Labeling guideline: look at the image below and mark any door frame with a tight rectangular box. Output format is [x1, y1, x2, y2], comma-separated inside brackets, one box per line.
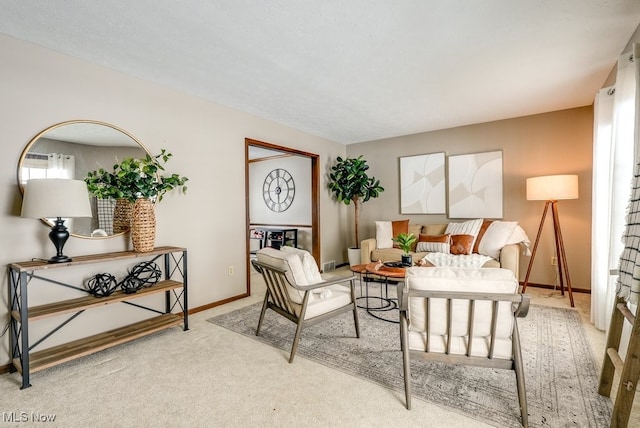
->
[245, 138, 320, 295]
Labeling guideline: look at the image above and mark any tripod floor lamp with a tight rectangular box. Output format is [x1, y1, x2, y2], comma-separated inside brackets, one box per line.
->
[521, 174, 578, 307]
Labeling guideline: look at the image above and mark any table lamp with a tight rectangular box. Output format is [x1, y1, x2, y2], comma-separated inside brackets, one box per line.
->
[21, 179, 92, 263]
[521, 174, 578, 306]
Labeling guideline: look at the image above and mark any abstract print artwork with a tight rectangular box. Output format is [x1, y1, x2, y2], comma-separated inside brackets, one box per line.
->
[400, 152, 446, 214]
[448, 150, 503, 218]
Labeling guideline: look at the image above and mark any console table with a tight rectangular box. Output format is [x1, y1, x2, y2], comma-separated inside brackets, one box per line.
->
[7, 246, 188, 389]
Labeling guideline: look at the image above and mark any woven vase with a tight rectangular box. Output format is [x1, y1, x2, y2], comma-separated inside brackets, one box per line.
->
[113, 198, 132, 234]
[131, 198, 156, 252]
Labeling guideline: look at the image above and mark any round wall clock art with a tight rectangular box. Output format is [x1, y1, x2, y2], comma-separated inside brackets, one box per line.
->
[263, 168, 295, 212]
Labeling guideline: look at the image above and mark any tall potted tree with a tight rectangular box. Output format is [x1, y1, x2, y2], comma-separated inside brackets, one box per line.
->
[328, 155, 384, 266]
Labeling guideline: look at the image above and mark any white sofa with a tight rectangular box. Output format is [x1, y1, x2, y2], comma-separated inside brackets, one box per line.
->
[360, 220, 529, 279]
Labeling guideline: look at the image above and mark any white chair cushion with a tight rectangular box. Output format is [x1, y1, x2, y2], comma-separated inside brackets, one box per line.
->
[256, 247, 312, 304]
[405, 267, 518, 358]
[280, 246, 324, 284]
[407, 332, 513, 359]
[295, 284, 352, 320]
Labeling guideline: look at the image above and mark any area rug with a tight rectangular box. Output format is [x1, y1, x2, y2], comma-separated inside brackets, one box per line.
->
[208, 289, 611, 427]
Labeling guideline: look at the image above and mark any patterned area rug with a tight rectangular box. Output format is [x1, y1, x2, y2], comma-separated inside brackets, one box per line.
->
[208, 285, 611, 427]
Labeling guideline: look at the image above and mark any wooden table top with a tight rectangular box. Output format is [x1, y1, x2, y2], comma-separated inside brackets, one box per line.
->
[349, 264, 370, 274]
[364, 262, 406, 279]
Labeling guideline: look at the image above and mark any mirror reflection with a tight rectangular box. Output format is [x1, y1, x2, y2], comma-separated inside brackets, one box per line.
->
[18, 120, 149, 238]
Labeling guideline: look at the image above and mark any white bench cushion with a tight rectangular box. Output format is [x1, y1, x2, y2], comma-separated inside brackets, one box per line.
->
[405, 267, 518, 359]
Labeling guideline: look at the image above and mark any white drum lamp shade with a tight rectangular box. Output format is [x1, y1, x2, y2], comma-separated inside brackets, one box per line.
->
[526, 174, 579, 201]
[21, 179, 92, 263]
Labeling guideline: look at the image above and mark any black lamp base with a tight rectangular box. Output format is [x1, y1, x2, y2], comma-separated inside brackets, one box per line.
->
[48, 254, 72, 264]
[47, 217, 72, 264]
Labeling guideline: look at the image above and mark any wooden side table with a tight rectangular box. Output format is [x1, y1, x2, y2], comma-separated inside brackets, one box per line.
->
[351, 262, 406, 323]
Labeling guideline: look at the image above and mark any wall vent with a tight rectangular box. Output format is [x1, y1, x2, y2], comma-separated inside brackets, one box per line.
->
[322, 260, 336, 272]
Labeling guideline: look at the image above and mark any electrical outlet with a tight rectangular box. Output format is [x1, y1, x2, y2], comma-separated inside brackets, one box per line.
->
[551, 256, 557, 266]
[228, 266, 234, 276]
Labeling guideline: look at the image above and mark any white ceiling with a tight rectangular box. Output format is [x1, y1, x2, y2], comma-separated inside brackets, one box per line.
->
[2, 1, 639, 144]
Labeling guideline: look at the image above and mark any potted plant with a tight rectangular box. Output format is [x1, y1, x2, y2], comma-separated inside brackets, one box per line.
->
[328, 155, 384, 266]
[85, 149, 188, 251]
[393, 232, 417, 266]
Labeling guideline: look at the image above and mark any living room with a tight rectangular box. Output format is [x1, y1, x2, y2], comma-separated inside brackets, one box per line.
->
[1, 2, 640, 426]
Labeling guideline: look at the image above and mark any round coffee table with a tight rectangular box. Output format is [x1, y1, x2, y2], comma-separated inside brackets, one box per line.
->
[350, 264, 393, 311]
[359, 262, 407, 323]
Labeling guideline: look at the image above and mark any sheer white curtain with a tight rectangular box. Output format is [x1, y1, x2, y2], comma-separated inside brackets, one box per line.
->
[47, 153, 75, 179]
[591, 45, 639, 331]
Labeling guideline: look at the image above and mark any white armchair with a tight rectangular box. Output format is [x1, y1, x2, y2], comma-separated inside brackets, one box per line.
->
[252, 247, 360, 363]
[399, 267, 529, 426]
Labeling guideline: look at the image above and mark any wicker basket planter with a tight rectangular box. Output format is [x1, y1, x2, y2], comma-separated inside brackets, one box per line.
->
[131, 198, 156, 252]
[113, 198, 132, 234]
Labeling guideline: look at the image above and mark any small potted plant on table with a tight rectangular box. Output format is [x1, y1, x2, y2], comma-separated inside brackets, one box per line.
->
[393, 232, 417, 266]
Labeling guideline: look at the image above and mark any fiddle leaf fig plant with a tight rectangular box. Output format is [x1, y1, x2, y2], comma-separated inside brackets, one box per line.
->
[328, 155, 384, 248]
[85, 149, 188, 203]
[393, 232, 417, 255]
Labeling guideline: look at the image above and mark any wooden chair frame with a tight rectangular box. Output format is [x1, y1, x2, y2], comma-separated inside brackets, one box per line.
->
[399, 287, 530, 427]
[251, 259, 360, 363]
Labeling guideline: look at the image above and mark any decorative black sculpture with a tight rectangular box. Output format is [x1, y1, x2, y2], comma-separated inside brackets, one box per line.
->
[85, 273, 118, 297]
[119, 276, 143, 294]
[128, 261, 162, 288]
[85, 261, 162, 296]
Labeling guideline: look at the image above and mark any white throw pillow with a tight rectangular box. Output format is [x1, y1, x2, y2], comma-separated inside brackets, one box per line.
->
[256, 247, 311, 303]
[415, 234, 451, 253]
[445, 219, 483, 251]
[376, 221, 393, 249]
[507, 225, 532, 255]
[477, 221, 518, 259]
[280, 246, 324, 284]
[416, 241, 450, 253]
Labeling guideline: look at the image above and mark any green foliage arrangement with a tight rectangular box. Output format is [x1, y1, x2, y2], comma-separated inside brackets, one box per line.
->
[85, 149, 188, 203]
[393, 232, 417, 255]
[327, 155, 384, 247]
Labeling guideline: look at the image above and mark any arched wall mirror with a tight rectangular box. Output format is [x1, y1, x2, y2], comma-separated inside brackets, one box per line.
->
[17, 120, 150, 239]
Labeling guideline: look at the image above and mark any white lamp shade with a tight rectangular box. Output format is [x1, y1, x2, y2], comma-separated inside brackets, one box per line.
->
[21, 179, 92, 219]
[526, 174, 579, 201]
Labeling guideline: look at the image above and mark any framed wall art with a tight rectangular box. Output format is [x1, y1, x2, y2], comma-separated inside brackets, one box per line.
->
[399, 152, 446, 214]
[447, 150, 503, 218]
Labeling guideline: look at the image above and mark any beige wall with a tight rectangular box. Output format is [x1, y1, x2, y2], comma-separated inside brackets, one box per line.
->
[347, 107, 593, 290]
[0, 35, 348, 362]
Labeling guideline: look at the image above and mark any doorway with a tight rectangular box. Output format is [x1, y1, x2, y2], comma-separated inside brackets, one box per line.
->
[245, 138, 320, 295]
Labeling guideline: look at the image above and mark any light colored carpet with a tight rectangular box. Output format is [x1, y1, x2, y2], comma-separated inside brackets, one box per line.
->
[208, 286, 611, 428]
[1, 286, 497, 427]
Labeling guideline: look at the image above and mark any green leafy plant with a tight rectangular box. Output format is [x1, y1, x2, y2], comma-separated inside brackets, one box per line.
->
[85, 149, 188, 203]
[393, 232, 417, 255]
[328, 155, 384, 248]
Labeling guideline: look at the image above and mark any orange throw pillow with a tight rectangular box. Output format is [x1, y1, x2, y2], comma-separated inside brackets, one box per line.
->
[450, 234, 474, 255]
[391, 219, 410, 248]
